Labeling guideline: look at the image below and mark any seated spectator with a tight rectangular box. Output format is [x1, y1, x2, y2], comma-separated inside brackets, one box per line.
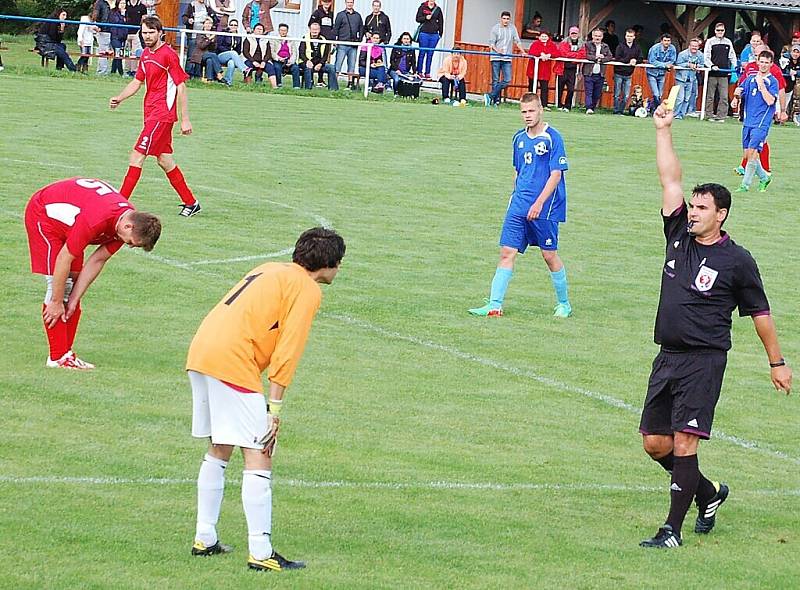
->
[646, 34, 676, 112]
[359, 31, 387, 91]
[76, 15, 94, 74]
[628, 84, 649, 116]
[243, 22, 272, 84]
[389, 31, 417, 89]
[527, 30, 559, 107]
[109, 0, 128, 76]
[269, 23, 301, 88]
[437, 51, 467, 103]
[210, 0, 235, 31]
[190, 17, 229, 85]
[38, 9, 78, 72]
[215, 18, 249, 85]
[523, 11, 542, 38]
[299, 22, 338, 90]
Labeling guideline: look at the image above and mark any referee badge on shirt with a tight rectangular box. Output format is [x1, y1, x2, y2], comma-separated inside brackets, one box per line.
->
[694, 265, 719, 292]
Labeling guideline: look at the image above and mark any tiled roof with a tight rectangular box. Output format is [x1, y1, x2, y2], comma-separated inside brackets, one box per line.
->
[657, 0, 800, 12]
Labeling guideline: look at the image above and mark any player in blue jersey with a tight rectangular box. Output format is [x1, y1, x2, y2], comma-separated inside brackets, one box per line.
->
[730, 51, 778, 193]
[468, 92, 572, 318]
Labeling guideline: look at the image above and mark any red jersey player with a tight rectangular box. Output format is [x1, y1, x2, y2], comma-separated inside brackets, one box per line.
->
[24, 177, 162, 369]
[734, 44, 787, 176]
[110, 15, 202, 217]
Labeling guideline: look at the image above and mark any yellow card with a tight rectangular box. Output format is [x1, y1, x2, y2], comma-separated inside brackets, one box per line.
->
[664, 85, 681, 111]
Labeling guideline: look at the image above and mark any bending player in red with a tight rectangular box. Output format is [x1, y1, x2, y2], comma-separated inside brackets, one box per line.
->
[24, 177, 162, 369]
[110, 15, 202, 217]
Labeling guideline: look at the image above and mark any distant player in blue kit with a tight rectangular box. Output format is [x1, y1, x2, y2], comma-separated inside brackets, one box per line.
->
[469, 92, 572, 318]
[731, 51, 778, 193]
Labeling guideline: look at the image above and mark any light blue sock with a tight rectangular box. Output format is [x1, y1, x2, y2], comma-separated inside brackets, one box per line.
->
[550, 267, 569, 305]
[489, 267, 513, 307]
[743, 160, 757, 188]
[754, 159, 769, 181]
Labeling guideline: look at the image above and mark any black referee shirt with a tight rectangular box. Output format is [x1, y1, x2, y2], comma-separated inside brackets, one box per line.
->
[654, 203, 770, 351]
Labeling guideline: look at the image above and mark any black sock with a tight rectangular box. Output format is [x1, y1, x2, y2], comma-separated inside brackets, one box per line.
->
[695, 472, 717, 507]
[654, 452, 674, 474]
[665, 454, 700, 536]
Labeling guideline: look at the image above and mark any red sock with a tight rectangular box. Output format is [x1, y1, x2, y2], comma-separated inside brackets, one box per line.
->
[66, 303, 81, 350]
[165, 166, 196, 206]
[760, 142, 770, 172]
[42, 304, 69, 361]
[120, 165, 142, 198]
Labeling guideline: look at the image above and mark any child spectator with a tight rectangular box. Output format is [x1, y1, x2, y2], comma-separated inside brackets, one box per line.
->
[76, 15, 94, 73]
[628, 84, 648, 116]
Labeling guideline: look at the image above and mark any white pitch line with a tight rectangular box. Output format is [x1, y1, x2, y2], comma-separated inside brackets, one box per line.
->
[0, 475, 797, 497]
[188, 248, 294, 266]
[324, 313, 800, 466]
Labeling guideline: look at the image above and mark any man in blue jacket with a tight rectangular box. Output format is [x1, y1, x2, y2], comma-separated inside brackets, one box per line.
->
[647, 34, 677, 112]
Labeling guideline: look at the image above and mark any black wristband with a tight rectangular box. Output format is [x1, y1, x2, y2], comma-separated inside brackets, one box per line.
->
[769, 358, 786, 368]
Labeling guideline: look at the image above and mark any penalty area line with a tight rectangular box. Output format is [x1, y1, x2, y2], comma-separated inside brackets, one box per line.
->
[0, 475, 797, 497]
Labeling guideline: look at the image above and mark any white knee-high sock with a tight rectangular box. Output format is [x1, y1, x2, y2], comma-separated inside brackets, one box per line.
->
[195, 453, 227, 545]
[242, 469, 273, 560]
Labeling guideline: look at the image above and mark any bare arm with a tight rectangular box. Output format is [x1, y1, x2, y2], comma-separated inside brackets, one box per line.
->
[752, 314, 792, 394]
[652, 104, 684, 215]
[109, 79, 143, 109]
[43, 246, 76, 328]
[65, 245, 114, 319]
[177, 82, 192, 135]
[527, 169, 562, 220]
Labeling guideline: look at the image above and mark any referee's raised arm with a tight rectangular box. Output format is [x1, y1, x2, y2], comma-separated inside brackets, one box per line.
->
[653, 104, 684, 216]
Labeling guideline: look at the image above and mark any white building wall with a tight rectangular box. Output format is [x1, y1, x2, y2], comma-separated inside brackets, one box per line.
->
[458, 0, 515, 46]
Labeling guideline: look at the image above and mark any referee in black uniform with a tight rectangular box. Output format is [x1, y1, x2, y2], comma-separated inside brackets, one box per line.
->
[638, 103, 793, 549]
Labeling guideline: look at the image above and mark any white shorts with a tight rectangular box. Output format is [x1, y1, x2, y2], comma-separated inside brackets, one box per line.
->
[189, 370, 269, 449]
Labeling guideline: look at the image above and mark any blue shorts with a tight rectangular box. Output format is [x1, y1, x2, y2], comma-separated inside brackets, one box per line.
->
[742, 126, 769, 151]
[499, 209, 559, 253]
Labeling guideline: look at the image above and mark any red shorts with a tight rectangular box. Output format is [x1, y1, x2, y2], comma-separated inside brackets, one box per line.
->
[134, 120, 174, 156]
[24, 195, 84, 275]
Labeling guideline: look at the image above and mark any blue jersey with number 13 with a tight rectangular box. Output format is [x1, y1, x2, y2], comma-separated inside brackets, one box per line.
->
[510, 124, 569, 222]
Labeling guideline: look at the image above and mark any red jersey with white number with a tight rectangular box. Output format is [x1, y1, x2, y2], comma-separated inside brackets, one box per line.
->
[135, 42, 189, 123]
[28, 178, 135, 258]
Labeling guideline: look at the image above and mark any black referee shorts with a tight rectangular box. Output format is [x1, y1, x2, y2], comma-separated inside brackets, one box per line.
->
[639, 349, 728, 440]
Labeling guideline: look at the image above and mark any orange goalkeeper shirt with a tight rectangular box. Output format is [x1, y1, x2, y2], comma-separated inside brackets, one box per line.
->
[186, 262, 322, 392]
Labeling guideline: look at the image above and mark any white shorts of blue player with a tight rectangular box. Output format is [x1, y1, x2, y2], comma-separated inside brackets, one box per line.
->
[469, 112, 573, 318]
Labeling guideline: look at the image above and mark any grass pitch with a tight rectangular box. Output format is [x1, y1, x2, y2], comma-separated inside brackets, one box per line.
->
[0, 47, 799, 589]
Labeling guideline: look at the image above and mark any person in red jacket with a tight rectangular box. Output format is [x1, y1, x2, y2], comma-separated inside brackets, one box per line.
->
[527, 30, 560, 108]
[554, 26, 586, 111]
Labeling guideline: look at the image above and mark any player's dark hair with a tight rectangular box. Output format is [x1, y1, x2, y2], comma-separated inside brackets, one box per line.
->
[130, 212, 162, 252]
[293, 227, 345, 272]
[141, 15, 163, 31]
[500, 11, 511, 18]
[758, 49, 774, 61]
[693, 183, 731, 225]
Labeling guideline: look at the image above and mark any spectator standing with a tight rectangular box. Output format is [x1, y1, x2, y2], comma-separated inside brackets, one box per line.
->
[437, 51, 467, 103]
[703, 22, 737, 122]
[739, 30, 762, 69]
[142, 0, 160, 16]
[183, 0, 211, 67]
[415, 0, 443, 78]
[210, 0, 235, 31]
[243, 22, 270, 83]
[674, 38, 704, 119]
[359, 31, 387, 90]
[216, 18, 249, 86]
[109, 0, 129, 76]
[92, 0, 113, 74]
[242, 0, 278, 34]
[612, 28, 643, 114]
[364, 1, 391, 43]
[300, 22, 338, 90]
[125, 0, 147, 74]
[334, 0, 363, 90]
[555, 26, 585, 112]
[388, 31, 417, 90]
[485, 11, 525, 107]
[527, 30, 559, 107]
[581, 28, 612, 114]
[646, 34, 677, 112]
[603, 20, 619, 54]
[191, 16, 228, 85]
[782, 44, 800, 123]
[76, 15, 94, 73]
[269, 23, 301, 88]
[308, 0, 335, 41]
[40, 9, 78, 72]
